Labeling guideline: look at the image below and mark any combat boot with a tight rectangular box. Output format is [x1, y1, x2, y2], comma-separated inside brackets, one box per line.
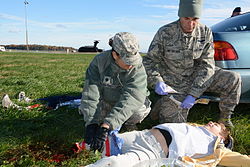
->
[218, 111, 234, 128]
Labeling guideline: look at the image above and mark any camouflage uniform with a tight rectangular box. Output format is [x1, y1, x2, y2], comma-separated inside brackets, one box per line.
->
[80, 34, 150, 130]
[143, 20, 241, 123]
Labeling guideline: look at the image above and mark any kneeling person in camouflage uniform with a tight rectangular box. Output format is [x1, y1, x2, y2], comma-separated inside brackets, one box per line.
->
[79, 32, 151, 152]
[143, 0, 241, 127]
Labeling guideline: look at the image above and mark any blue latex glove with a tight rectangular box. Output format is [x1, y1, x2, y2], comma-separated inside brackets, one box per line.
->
[109, 127, 124, 156]
[155, 82, 168, 95]
[180, 95, 196, 109]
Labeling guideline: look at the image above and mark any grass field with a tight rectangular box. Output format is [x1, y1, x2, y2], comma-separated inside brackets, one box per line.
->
[0, 52, 249, 166]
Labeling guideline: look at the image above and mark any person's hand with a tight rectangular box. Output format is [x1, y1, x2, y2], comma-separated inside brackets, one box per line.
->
[155, 82, 168, 95]
[90, 126, 109, 152]
[85, 124, 98, 144]
[180, 95, 196, 109]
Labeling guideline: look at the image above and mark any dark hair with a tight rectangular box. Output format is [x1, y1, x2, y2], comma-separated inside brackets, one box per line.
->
[233, 7, 241, 13]
[109, 38, 113, 47]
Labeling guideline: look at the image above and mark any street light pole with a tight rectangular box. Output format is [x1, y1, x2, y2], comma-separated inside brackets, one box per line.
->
[24, 0, 29, 51]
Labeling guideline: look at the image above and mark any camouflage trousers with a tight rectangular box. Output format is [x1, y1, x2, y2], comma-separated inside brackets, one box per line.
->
[151, 68, 241, 123]
[95, 97, 151, 126]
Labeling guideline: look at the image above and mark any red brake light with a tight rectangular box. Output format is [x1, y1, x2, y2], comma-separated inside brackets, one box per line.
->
[213, 41, 238, 61]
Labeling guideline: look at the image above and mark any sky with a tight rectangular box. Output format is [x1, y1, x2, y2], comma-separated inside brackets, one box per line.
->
[1, 0, 250, 52]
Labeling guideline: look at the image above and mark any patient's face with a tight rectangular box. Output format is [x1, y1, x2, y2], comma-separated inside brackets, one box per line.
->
[204, 121, 225, 137]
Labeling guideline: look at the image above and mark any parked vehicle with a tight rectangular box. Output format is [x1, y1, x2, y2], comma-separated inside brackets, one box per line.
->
[0, 46, 6, 52]
[207, 12, 250, 103]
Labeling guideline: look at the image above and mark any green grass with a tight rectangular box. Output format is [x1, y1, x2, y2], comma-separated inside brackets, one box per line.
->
[0, 52, 249, 166]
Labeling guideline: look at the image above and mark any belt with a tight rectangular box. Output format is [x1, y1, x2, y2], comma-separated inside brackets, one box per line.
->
[150, 128, 172, 157]
[156, 128, 172, 147]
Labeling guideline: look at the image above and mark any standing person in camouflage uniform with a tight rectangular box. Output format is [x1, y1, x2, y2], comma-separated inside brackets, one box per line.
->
[143, 0, 241, 127]
[79, 32, 151, 152]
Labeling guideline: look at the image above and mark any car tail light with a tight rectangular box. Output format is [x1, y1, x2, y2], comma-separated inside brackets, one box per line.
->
[213, 41, 238, 61]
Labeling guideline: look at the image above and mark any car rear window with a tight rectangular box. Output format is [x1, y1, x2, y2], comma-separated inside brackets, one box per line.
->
[211, 13, 250, 32]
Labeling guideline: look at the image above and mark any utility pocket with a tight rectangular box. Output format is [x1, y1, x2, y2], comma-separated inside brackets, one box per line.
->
[164, 49, 183, 69]
[165, 49, 182, 60]
[193, 38, 205, 59]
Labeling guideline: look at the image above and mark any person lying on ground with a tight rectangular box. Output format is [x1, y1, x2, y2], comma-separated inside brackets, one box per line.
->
[75, 121, 249, 167]
[1, 92, 81, 110]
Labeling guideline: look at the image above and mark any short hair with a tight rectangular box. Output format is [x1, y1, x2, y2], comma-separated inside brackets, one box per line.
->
[219, 123, 234, 149]
[233, 7, 241, 13]
[218, 123, 230, 140]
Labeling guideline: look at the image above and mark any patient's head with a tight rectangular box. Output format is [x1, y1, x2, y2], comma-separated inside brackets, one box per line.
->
[204, 121, 230, 141]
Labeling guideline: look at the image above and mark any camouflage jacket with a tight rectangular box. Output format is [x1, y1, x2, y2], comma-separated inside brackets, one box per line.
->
[143, 20, 215, 97]
[80, 50, 149, 130]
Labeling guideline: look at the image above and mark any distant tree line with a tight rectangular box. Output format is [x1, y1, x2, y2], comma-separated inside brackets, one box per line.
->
[4, 44, 76, 51]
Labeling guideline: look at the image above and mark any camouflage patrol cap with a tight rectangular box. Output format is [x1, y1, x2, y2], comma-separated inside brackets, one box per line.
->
[112, 32, 142, 66]
[178, 0, 203, 18]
